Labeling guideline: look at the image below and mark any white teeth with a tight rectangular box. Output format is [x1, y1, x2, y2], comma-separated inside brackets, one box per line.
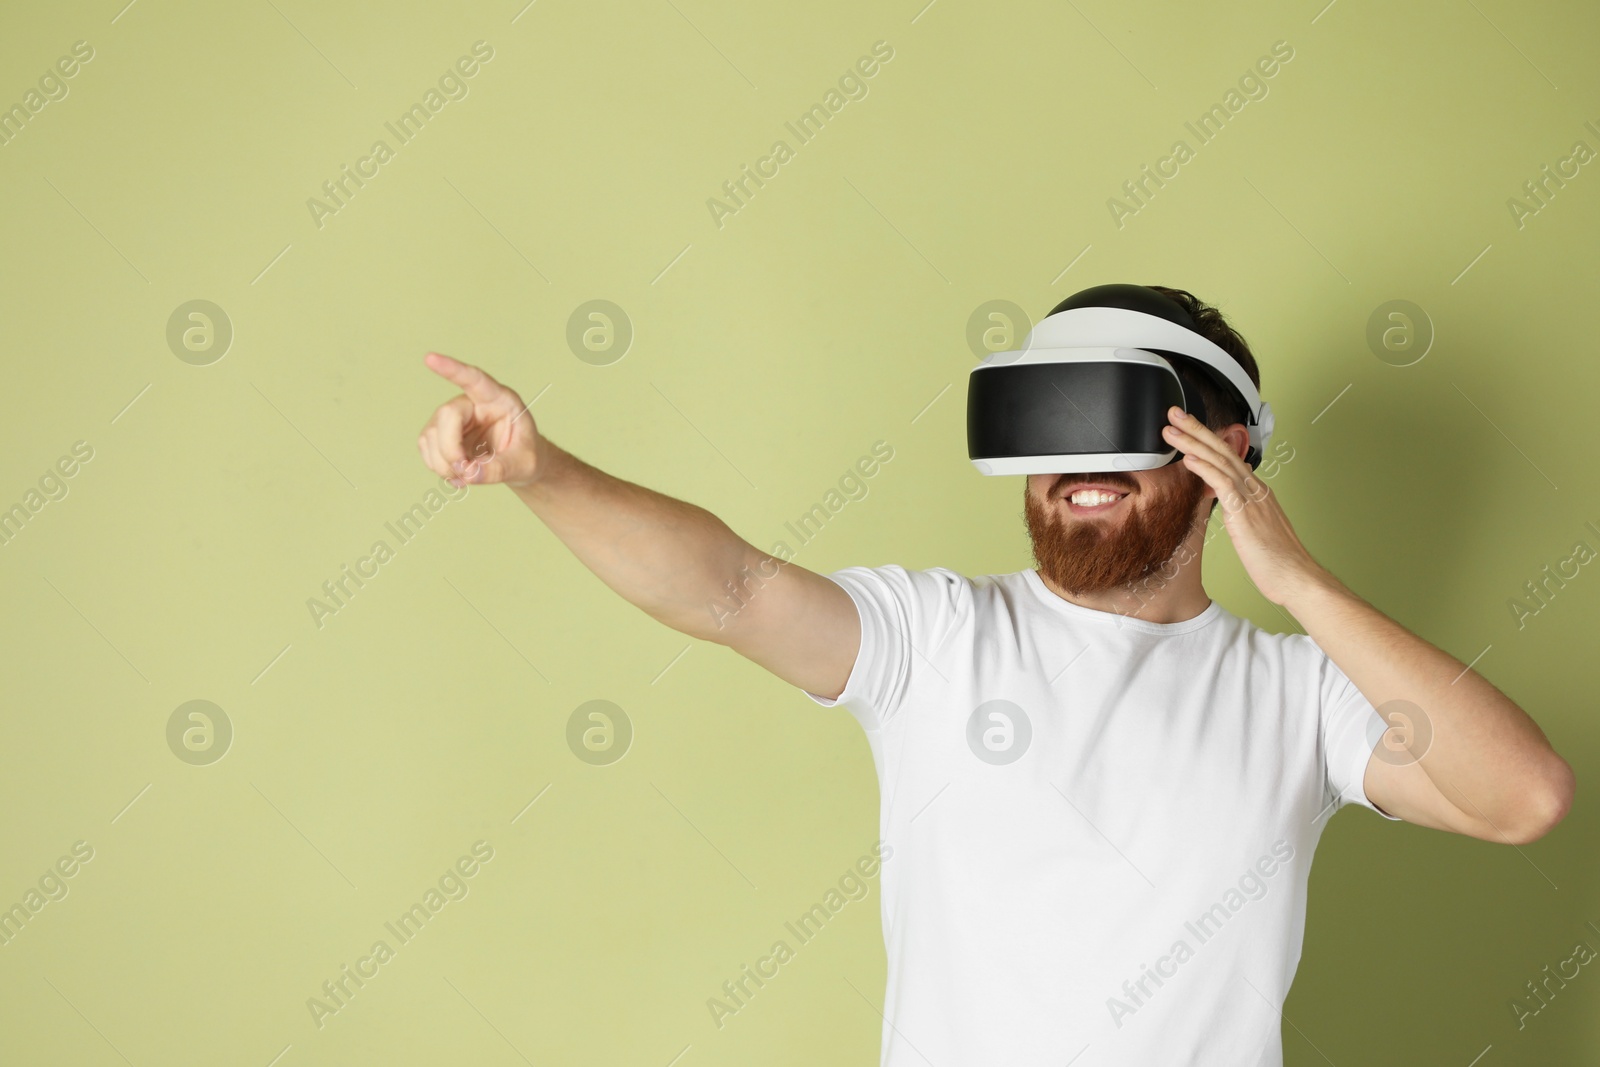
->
[1069, 489, 1124, 506]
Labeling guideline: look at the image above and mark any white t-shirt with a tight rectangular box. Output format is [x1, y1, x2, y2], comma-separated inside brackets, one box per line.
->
[802, 564, 1396, 1067]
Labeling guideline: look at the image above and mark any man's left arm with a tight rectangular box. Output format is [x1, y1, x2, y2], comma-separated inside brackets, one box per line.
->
[1162, 406, 1575, 845]
[1284, 568, 1573, 844]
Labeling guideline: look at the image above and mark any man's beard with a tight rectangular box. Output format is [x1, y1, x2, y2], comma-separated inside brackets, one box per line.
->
[1024, 468, 1209, 597]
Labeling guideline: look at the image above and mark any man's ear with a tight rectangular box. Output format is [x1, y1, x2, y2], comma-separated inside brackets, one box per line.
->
[1221, 423, 1250, 462]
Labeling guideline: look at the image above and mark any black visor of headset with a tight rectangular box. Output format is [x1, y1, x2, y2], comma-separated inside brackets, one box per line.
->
[966, 292, 1274, 475]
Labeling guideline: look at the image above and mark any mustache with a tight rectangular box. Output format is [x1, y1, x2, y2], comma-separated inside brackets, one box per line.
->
[1053, 472, 1138, 496]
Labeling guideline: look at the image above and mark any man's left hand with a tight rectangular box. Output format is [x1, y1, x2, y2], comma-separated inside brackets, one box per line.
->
[1161, 406, 1323, 607]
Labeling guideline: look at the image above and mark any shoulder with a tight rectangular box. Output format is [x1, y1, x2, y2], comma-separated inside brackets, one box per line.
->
[1223, 618, 1348, 697]
[1202, 606, 1320, 667]
[827, 562, 974, 608]
[823, 563, 979, 641]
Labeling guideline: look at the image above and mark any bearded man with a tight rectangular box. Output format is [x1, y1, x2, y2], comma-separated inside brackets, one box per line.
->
[415, 284, 1572, 1067]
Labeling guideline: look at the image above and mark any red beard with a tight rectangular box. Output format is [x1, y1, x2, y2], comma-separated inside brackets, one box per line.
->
[1024, 468, 1209, 597]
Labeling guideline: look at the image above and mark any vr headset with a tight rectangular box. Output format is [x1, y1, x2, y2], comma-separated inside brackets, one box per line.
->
[967, 283, 1274, 475]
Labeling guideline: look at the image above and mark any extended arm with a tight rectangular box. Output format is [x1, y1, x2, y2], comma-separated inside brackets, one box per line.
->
[416, 352, 860, 699]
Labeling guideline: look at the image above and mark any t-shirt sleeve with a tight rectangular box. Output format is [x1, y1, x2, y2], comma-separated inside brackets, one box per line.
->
[1311, 637, 1403, 821]
[800, 564, 966, 731]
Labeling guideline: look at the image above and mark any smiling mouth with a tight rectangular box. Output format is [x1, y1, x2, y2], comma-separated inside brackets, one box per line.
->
[1049, 476, 1139, 515]
[1066, 491, 1124, 515]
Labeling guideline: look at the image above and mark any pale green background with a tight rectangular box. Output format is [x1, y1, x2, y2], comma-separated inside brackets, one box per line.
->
[1, 0, 1597, 1063]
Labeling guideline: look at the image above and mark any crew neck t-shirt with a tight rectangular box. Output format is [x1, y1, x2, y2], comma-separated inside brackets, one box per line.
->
[801, 564, 1396, 1067]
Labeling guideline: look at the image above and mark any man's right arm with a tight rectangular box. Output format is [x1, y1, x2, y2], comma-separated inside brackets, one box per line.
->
[416, 352, 860, 701]
[512, 441, 861, 699]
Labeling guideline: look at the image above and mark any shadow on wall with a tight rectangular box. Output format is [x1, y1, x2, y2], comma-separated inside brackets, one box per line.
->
[1292, 781, 1594, 1065]
[1282, 339, 1505, 635]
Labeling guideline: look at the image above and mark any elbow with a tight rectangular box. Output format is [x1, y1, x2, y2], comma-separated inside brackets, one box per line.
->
[1500, 754, 1575, 845]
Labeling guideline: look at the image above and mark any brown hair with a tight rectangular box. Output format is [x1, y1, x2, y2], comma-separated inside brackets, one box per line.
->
[1144, 285, 1260, 435]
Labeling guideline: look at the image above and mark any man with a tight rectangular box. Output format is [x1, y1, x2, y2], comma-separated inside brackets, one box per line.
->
[415, 285, 1573, 1066]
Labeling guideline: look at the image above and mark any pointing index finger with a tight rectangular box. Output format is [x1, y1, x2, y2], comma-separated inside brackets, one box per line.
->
[425, 351, 504, 406]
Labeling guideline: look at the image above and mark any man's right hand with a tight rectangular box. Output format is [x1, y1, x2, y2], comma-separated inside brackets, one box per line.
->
[417, 352, 542, 488]
[415, 350, 861, 702]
